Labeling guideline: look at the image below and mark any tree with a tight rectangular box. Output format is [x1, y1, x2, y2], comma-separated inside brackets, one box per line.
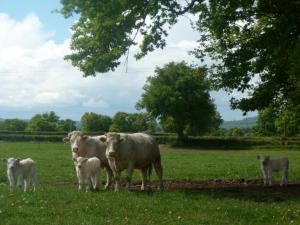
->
[59, 0, 199, 76]
[81, 112, 112, 132]
[109, 112, 157, 132]
[0, 119, 28, 131]
[274, 106, 300, 137]
[27, 112, 60, 132]
[58, 119, 77, 132]
[252, 107, 278, 136]
[137, 61, 221, 143]
[130, 112, 158, 132]
[109, 112, 131, 132]
[60, 1, 300, 112]
[195, 0, 300, 111]
[160, 116, 176, 133]
[226, 127, 244, 137]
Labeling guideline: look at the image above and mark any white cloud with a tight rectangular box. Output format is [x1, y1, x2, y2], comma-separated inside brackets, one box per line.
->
[0, 12, 200, 119]
[0, 12, 255, 121]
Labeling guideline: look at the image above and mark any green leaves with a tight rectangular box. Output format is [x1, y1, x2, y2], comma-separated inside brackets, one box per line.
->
[81, 112, 112, 132]
[59, 0, 201, 75]
[138, 61, 221, 142]
[60, 0, 300, 113]
[196, 0, 300, 111]
[109, 112, 157, 133]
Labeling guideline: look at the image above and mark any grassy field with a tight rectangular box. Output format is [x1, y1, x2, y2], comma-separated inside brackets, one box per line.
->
[0, 141, 300, 225]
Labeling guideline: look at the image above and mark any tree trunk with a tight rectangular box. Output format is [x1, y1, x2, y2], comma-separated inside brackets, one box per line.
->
[176, 128, 185, 145]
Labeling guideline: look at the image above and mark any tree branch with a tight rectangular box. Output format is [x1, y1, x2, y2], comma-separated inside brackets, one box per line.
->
[170, 0, 201, 15]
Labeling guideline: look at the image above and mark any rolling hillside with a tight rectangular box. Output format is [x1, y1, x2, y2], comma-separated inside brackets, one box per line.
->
[221, 116, 257, 130]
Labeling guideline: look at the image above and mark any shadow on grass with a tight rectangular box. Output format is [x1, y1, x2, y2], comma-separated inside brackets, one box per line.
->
[182, 184, 300, 203]
[146, 179, 300, 203]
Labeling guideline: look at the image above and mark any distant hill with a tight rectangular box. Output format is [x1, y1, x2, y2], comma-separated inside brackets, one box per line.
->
[221, 116, 257, 130]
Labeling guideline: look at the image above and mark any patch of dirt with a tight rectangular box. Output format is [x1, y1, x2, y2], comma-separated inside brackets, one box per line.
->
[131, 179, 300, 199]
[138, 179, 300, 189]
[40, 179, 300, 199]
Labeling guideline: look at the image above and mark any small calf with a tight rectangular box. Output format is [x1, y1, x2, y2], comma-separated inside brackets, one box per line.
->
[4, 158, 37, 192]
[75, 157, 101, 191]
[257, 155, 289, 186]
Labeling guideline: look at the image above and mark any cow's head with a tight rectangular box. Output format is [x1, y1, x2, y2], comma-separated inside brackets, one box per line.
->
[257, 155, 270, 166]
[5, 158, 20, 171]
[63, 131, 88, 155]
[100, 133, 123, 158]
[75, 157, 88, 170]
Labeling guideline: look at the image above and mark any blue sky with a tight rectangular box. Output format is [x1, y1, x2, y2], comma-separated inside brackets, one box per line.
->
[0, 0, 74, 43]
[0, 1, 257, 121]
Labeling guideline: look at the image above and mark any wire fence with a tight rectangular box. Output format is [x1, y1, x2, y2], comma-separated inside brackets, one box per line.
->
[0, 131, 299, 149]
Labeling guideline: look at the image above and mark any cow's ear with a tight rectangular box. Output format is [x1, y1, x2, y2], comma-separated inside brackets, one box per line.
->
[63, 137, 70, 143]
[82, 158, 88, 163]
[119, 138, 124, 143]
[82, 135, 88, 140]
[99, 136, 107, 143]
[257, 155, 260, 160]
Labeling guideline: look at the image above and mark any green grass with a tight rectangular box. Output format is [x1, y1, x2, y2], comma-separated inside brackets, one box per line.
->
[0, 141, 300, 225]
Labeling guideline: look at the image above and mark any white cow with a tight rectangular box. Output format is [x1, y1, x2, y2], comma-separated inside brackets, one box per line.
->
[63, 131, 113, 189]
[257, 155, 289, 186]
[4, 158, 37, 192]
[100, 132, 163, 191]
[75, 157, 101, 191]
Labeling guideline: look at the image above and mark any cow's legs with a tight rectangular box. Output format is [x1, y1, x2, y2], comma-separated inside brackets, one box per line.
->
[153, 161, 164, 190]
[8, 177, 14, 192]
[23, 180, 28, 192]
[281, 169, 288, 186]
[126, 162, 134, 189]
[91, 175, 98, 189]
[85, 177, 90, 192]
[140, 168, 148, 191]
[78, 179, 83, 191]
[262, 171, 267, 186]
[267, 171, 272, 186]
[104, 166, 113, 189]
[114, 170, 121, 192]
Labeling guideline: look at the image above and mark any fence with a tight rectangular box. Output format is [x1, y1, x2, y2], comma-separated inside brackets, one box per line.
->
[0, 131, 299, 149]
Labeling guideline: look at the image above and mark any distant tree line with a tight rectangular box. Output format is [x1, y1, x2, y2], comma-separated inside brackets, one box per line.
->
[0, 111, 158, 133]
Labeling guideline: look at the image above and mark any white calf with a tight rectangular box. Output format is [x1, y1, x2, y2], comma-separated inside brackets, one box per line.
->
[257, 155, 289, 186]
[4, 158, 37, 192]
[75, 157, 101, 191]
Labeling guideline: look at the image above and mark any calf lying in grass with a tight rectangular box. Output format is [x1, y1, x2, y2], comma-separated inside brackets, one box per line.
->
[75, 157, 101, 191]
[3, 158, 37, 192]
[257, 155, 289, 187]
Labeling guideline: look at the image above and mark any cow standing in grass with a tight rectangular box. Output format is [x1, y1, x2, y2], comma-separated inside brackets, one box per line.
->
[4, 157, 37, 192]
[63, 131, 113, 189]
[100, 132, 163, 191]
[257, 155, 289, 186]
[75, 156, 101, 191]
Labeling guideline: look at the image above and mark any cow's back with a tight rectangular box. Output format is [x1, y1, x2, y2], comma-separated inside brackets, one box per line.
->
[119, 133, 160, 165]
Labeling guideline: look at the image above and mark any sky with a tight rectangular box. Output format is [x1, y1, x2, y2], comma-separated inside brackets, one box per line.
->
[0, 0, 257, 121]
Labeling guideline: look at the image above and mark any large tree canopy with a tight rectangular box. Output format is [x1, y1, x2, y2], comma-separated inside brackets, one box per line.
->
[60, 0, 300, 112]
[59, 0, 199, 75]
[137, 61, 221, 143]
[195, 0, 300, 111]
